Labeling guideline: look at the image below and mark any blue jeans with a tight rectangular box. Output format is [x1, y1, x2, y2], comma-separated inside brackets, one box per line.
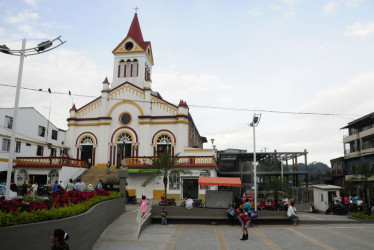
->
[161, 217, 167, 225]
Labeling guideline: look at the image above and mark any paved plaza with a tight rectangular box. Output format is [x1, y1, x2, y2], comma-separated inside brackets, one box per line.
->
[93, 205, 374, 250]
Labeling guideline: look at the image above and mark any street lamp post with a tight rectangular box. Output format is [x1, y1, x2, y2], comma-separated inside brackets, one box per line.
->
[1, 37, 65, 200]
[249, 113, 261, 211]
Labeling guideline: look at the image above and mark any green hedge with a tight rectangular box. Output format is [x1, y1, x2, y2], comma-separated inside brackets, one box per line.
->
[351, 213, 374, 219]
[0, 192, 123, 227]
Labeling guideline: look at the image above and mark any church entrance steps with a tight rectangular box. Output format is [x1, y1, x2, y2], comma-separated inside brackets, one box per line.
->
[80, 169, 119, 188]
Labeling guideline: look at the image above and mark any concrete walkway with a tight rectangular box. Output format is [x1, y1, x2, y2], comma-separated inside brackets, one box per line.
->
[92, 203, 362, 250]
[92, 205, 139, 249]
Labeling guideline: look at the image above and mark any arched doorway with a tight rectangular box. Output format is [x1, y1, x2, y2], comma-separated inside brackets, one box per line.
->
[156, 134, 172, 155]
[48, 169, 59, 185]
[117, 132, 132, 167]
[80, 136, 93, 162]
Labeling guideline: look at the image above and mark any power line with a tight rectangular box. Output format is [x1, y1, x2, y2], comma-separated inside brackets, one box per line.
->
[0, 82, 362, 118]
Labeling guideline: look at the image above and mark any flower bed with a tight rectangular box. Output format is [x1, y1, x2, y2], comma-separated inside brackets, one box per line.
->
[0, 189, 123, 227]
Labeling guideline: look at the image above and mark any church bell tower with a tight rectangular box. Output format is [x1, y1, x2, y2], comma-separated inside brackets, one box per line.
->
[112, 13, 154, 90]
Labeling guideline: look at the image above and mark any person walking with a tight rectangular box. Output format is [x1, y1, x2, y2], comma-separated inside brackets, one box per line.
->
[239, 208, 249, 240]
[50, 228, 70, 250]
[106, 161, 111, 175]
[161, 207, 168, 225]
[287, 202, 299, 226]
[140, 195, 147, 217]
[74, 179, 83, 191]
[66, 179, 74, 191]
[87, 158, 92, 169]
[97, 179, 103, 190]
[53, 180, 58, 192]
[352, 195, 358, 212]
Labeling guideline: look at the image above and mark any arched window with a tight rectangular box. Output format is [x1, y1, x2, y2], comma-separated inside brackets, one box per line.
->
[126, 60, 131, 77]
[118, 133, 132, 143]
[133, 59, 138, 77]
[199, 170, 210, 190]
[120, 60, 125, 77]
[48, 169, 59, 184]
[169, 170, 180, 190]
[156, 134, 171, 153]
[80, 136, 93, 145]
[17, 169, 28, 185]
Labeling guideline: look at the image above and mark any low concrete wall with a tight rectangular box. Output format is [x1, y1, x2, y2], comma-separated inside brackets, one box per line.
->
[205, 190, 233, 208]
[1, 198, 126, 250]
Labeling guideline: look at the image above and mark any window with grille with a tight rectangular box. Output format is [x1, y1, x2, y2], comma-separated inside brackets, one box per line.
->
[36, 145, 44, 156]
[5, 116, 12, 129]
[169, 170, 181, 190]
[15, 141, 21, 153]
[52, 130, 58, 140]
[1, 138, 10, 152]
[199, 170, 210, 190]
[80, 136, 93, 145]
[38, 126, 46, 137]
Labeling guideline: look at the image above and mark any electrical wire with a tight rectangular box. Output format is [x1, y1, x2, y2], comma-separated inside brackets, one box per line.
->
[0, 82, 362, 118]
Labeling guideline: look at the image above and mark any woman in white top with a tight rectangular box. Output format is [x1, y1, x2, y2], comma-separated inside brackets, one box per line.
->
[287, 202, 299, 226]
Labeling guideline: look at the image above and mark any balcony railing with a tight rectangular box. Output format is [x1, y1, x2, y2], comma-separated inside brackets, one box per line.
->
[15, 157, 88, 168]
[124, 156, 217, 168]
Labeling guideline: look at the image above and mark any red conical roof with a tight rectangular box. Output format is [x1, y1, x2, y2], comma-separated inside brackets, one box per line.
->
[103, 77, 109, 84]
[126, 13, 150, 50]
[70, 104, 76, 111]
[128, 13, 144, 45]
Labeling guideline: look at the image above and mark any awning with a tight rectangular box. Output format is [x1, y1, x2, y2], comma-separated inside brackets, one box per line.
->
[198, 176, 242, 187]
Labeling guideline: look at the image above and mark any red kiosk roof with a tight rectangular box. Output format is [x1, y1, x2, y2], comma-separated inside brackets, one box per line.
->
[198, 176, 242, 187]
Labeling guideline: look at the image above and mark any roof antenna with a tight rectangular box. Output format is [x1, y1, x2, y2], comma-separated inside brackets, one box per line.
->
[134, 6, 139, 14]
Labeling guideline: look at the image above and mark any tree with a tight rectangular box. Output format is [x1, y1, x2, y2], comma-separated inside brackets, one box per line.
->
[141, 152, 187, 199]
[351, 162, 374, 213]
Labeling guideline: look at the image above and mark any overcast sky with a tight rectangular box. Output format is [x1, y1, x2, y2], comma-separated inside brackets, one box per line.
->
[1, 0, 373, 165]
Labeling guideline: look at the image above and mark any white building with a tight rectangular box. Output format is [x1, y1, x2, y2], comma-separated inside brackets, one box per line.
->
[312, 184, 341, 212]
[64, 13, 217, 200]
[0, 107, 85, 185]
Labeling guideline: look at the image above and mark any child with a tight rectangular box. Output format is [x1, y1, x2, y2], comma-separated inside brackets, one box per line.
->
[239, 208, 248, 240]
[161, 207, 168, 225]
[244, 208, 251, 229]
[227, 205, 236, 226]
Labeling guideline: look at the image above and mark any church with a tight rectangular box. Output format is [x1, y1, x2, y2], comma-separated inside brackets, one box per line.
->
[65, 13, 217, 200]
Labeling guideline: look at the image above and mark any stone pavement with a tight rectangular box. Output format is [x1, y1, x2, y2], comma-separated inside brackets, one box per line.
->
[92, 204, 369, 250]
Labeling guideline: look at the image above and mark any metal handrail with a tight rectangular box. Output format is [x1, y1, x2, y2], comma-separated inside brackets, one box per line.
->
[136, 199, 152, 238]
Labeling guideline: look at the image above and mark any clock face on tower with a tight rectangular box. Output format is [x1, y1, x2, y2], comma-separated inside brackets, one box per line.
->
[124, 42, 134, 51]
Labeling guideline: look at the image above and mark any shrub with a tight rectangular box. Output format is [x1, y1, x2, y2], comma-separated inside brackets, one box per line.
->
[0, 192, 123, 227]
[352, 213, 374, 219]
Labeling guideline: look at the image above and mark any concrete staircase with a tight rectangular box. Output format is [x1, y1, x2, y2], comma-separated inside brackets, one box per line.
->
[80, 169, 120, 187]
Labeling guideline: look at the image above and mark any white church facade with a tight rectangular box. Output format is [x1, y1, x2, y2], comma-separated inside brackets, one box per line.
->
[64, 13, 217, 200]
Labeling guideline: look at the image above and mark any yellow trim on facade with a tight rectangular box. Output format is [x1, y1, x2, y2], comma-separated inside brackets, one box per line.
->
[114, 130, 134, 143]
[68, 122, 111, 127]
[151, 97, 177, 115]
[108, 100, 144, 117]
[77, 99, 102, 118]
[113, 37, 145, 54]
[78, 134, 96, 145]
[184, 149, 214, 152]
[0, 134, 67, 149]
[154, 132, 174, 144]
[139, 120, 188, 125]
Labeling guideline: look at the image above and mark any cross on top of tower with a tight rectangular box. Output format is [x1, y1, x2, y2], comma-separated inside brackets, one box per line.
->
[134, 6, 139, 14]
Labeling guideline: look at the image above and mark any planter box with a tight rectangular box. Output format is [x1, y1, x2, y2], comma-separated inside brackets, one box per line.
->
[1, 198, 125, 250]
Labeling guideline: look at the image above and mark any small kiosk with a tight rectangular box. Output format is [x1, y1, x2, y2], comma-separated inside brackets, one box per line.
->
[198, 176, 242, 208]
[312, 184, 342, 212]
